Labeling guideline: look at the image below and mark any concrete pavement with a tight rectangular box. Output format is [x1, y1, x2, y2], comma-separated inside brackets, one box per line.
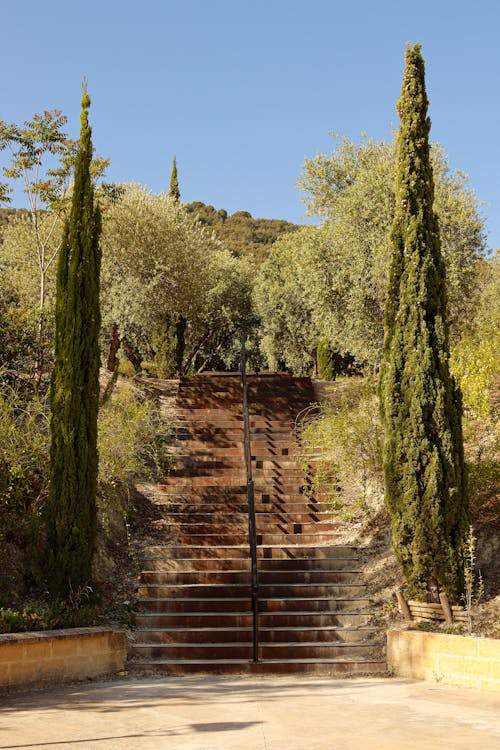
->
[1, 674, 499, 749]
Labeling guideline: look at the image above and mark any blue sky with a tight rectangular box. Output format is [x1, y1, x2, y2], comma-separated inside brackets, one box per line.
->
[2, 0, 499, 249]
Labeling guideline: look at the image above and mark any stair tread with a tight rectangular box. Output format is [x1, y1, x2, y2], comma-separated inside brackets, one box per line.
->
[131, 658, 384, 664]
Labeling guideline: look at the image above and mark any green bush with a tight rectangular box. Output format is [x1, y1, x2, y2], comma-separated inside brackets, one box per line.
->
[98, 380, 171, 489]
[298, 379, 383, 519]
[0, 390, 49, 544]
[0, 595, 97, 633]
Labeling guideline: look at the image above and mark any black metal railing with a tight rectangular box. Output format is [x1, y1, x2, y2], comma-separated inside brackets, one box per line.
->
[241, 335, 259, 662]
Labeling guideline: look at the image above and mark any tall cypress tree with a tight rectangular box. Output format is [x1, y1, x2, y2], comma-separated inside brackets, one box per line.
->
[162, 155, 186, 371]
[379, 44, 468, 602]
[46, 85, 101, 599]
[168, 155, 180, 202]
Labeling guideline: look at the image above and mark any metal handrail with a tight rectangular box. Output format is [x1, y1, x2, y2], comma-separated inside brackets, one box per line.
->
[241, 335, 259, 662]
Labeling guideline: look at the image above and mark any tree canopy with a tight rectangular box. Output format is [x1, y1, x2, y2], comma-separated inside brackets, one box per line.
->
[100, 185, 256, 373]
[255, 133, 487, 373]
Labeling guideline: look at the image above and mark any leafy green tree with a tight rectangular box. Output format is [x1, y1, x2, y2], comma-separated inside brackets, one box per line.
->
[254, 227, 318, 373]
[168, 156, 180, 202]
[45, 87, 102, 599]
[295, 136, 486, 362]
[0, 112, 108, 380]
[379, 44, 469, 602]
[100, 184, 256, 373]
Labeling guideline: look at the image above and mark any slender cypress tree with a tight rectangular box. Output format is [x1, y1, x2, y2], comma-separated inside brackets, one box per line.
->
[163, 157, 186, 371]
[46, 85, 101, 599]
[168, 155, 180, 202]
[379, 44, 468, 602]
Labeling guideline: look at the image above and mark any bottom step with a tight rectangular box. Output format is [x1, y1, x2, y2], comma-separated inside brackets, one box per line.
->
[129, 658, 387, 676]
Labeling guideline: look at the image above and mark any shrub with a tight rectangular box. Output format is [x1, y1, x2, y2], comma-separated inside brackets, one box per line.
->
[0, 389, 49, 545]
[298, 379, 383, 519]
[0, 593, 96, 633]
[98, 380, 171, 490]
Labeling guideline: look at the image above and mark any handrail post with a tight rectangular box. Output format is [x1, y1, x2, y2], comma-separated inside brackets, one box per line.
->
[241, 335, 259, 662]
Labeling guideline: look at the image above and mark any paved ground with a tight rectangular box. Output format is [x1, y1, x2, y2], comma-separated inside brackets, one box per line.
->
[1, 675, 499, 749]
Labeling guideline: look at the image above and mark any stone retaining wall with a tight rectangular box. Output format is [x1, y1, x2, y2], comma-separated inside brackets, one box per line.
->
[387, 630, 500, 691]
[0, 627, 128, 691]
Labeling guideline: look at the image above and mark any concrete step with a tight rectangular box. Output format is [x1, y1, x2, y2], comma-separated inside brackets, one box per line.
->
[257, 611, 372, 627]
[129, 659, 387, 677]
[132, 644, 253, 660]
[258, 545, 359, 560]
[139, 570, 252, 584]
[257, 583, 366, 598]
[259, 626, 378, 643]
[159, 473, 247, 487]
[156, 522, 340, 537]
[142, 545, 250, 559]
[138, 598, 252, 613]
[258, 642, 381, 660]
[257, 533, 342, 545]
[155, 524, 249, 536]
[140, 558, 252, 572]
[259, 597, 371, 613]
[134, 627, 253, 644]
[258, 558, 359, 571]
[258, 570, 362, 583]
[138, 583, 365, 599]
[157, 486, 248, 497]
[168, 446, 244, 457]
[134, 625, 377, 645]
[131, 641, 382, 662]
[137, 584, 251, 598]
[135, 612, 253, 628]
[170, 458, 246, 470]
[155, 512, 248, 524]
[173, 534, 250, 545]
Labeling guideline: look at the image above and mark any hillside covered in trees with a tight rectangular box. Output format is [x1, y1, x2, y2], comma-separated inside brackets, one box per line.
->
[184, 201, 299, 261]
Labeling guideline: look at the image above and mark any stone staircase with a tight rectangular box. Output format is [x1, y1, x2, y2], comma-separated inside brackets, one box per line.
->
[130, 373, 386, 675]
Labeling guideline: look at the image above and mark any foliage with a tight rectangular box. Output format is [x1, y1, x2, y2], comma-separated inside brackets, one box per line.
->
[298, 380, 382, 519]
[101, 185, 257, 373]
[284, 134, 487, 370]
[98, 380, 171, 489]
[316, 341, 334, 380]
[379, 44, 469, 602]
[0, 212, 62, 311]
[185, 201, 298, 262]
[0, 389, 49, 545]
[46, 88, 102, 599]
[0, 111, 108, 379]
[0, 281, 41, 382]
[0, 593, 96, 633]
[254, 227, 318, 373]
[462, 412, 500, 525]
[450, 252, 500, 419]
[152, 313, 186, 377]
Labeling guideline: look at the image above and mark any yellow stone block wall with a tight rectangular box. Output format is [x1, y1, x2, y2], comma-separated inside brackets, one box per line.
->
[0, 627, 128, 690]
[387, 630, 500, 691]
